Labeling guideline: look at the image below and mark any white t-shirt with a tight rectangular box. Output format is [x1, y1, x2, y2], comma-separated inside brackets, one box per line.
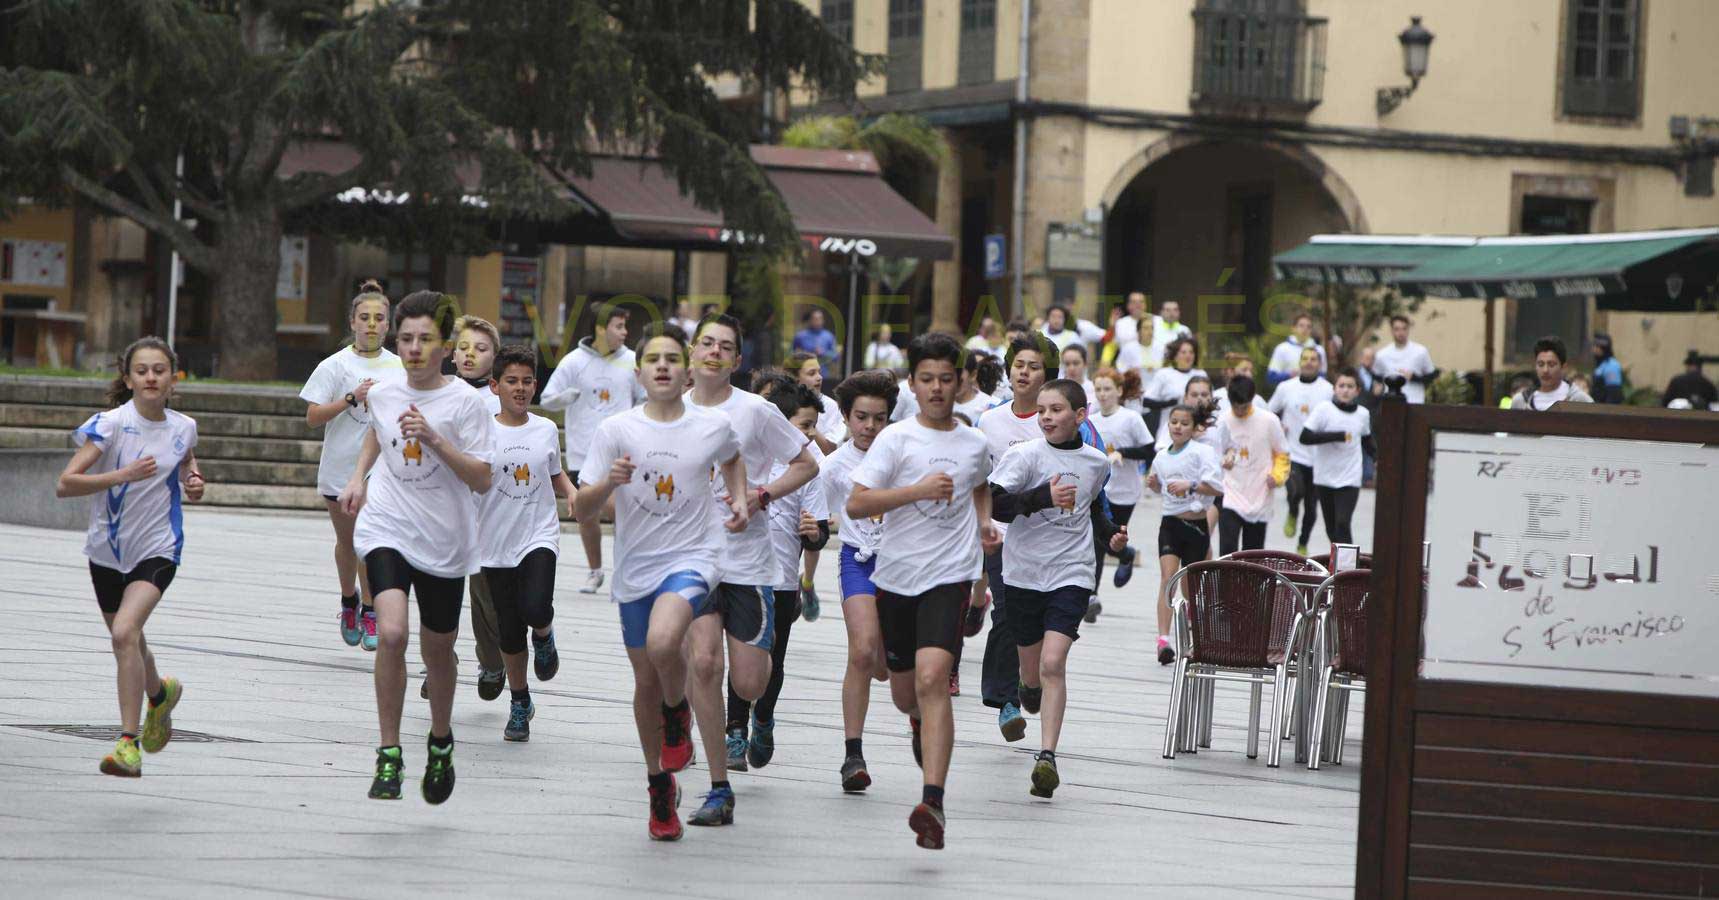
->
[541, 339, 646, 472]
[1113, 314, 1143, 351]
[579, 405, 740, 604]
[815, 394, 847, 443]
[821, 441, 883, 559]
[1214, 408, 1288, 524]
[1040, 327, 1079, 353]
[865, 341, 905, 370]
[890, 379, 920, 422]
[74, 402, 199, 571]
[1115, 341, 1150, 379]
[299, 346, 405, 496]
[1268, 376, 1334, 466]
[1303, 401, 1371, 489]
[767, 447, 830, 592]
[689, 387, 812, 586]
[1149, 440, 1224, 517]
[990, 438, 1111, 592]
[353, 379, 496, 578]
[1155, 410, 1222, 453]
[1518, 382, 1595, 410]
[1145, 367, 1208, 405]
[1372, 340, 1436, 404]
[976, 400, 1046, 539]
[850, 418, 991, 596]
[1212, 386, 1267, 417]
[953, 390, 996, 426]
[1090, 407, 1151, 505]
[1268, 337, 1327, 379]
[477, 413, 563, 568]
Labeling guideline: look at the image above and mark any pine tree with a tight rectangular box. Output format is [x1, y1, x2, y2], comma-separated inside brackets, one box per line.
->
[0, 0, 867, 378]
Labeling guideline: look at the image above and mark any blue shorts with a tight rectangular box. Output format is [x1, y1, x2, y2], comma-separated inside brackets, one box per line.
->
[617, 571, 714, 649]
[838, 544, 878, 600]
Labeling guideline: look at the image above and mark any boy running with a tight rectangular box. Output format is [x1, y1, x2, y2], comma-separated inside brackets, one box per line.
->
[1268, 347, 1333, 554]
[1213, 375, 1290, 557]
[452, 315, 507, 701]
[1298, 367, 1374, 548]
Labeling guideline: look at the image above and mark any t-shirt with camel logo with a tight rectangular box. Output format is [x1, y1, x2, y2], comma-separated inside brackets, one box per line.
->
[477, 412, 563, 568]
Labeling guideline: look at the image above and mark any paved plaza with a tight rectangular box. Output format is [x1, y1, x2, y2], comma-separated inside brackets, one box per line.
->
[0, 496, 1371, 899]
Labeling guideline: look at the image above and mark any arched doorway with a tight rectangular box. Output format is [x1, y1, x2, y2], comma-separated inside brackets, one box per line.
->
[1102, 136, 1363, 335]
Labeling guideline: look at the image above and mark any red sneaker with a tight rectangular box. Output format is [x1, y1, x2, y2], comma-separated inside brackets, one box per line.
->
[648, 774, 683, 841]
[659, 703, 696, 773]
[948, 670, 961, 696]
[909, 801, 946, 850]
[909, 716, 923, 769]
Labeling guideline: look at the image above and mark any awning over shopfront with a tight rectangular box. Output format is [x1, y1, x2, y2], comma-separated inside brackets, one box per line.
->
[1272, 235, 1477, 288]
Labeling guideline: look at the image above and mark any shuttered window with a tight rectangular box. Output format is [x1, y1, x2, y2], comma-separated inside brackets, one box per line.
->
[1563, 0, 1639, 118]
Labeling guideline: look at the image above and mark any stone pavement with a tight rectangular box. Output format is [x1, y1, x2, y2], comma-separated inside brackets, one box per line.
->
[0, 493, 1371, 899]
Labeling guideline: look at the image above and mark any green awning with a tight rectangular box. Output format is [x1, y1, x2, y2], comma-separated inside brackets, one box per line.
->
[1272, 236, 1477, 288]
[1391, 227, 1719, 304]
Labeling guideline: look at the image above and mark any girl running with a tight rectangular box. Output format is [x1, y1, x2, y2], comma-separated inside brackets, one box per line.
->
[577, 323, 748, 842]
[1145, 404, 1224, 665]
[58, 337, 204, 777]
[820, 369, 898, 794]
[1298, 367, 1374, 548]
[300, 280, 402, 649]
[1089, 367, 1151, 618]
[786, 351, 843, 621]
[341, 291, 497, 805]
[1142, 337, 1208, 437]
[478, 344, 573, 743]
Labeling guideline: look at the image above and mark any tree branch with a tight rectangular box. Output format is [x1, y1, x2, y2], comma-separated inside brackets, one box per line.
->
[148, 160, 226, 224]
[60, 164, 218, 270]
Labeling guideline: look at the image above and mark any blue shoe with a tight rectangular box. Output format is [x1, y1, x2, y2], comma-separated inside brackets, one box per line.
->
[360, 608, 378, 652]
[1112, 545, 1136, 588]
[999, 702, 1027, 742]
[339, 604, 362, 646]
[687, 785, 735, 826]
[532, 629, 559, 682]
[747, 716, 775, 769]
[504, 697, 534, 742]
[725, 726, 748, 772]
[800, 580, 821, 622]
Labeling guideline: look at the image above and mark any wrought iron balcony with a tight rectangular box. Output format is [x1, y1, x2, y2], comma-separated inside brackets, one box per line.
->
[1191, 5, 1328, 115]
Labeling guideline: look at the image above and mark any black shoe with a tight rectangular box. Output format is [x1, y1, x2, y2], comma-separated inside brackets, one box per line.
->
[1113, 545, 1136, 588]
[368, 746, 402, 800]
[1157, 641, 1176, 666]
[1083, 600, 1103, 623]
[1018, 682, 1043, 716]
[422, 738, 455, 805]
[532, 630, 559, 682]
[962, 598, 987, 638]
[909, 717, 923, 769]
[840, 754, 871, 793]
[477, 667, 506, 702]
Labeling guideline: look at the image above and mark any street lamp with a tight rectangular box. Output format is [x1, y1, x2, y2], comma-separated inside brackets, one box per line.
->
[1377, 16, 1434, 116]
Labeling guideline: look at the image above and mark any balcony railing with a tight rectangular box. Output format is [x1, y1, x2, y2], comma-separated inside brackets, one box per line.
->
[1190, 8, 1327, 114]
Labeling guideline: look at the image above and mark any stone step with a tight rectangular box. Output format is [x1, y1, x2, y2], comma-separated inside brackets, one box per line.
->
[0, 375, 308, 417]
[0, 403, 320, 441]
[199, 458, 319, 488]
[0, 426, 322, 464]
[201, 482, 324, 511]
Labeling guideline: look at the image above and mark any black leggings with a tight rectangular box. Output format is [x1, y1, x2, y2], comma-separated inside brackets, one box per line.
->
[1094, 501, 1136, 588]
[1317, 486, 1360, 546]
[481, 547, 558, 655]
[727, 589, 800, 729]
[1287, 462, 1319, 545]
[364, 548, 464, 634]
[1218, 508, 1267, 556]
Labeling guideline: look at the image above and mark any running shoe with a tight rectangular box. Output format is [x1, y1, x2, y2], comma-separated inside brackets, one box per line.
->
[99, 736, 141, 778]
[1296, 542, 1309, 556]
[962, 590, 988, 637]
[422, 738, 455, 805]
[908, 801, 946, 850]
[368, 746, 403, 799]
[532, 630, 559, 681]
[339, 605, 362, 646]
[1113, 544, 1136, 588]
[726, 726, 749, 773]
[999, 702, 1027, 742]
[477, 667, 506, 702]
[1018, 681, 1043, 716]
[909, 716, 923, 769]
[1157, 635, 1176, 666]
[580, 569, 606, 595]
[1284, 514, 1297, 539]
[1083, 599, 1104, 623]
[361, 608, 378, 652]
[420, 652, 458, 700]
[801, 579, 821, 622]
[840, 754, 871, 793]
[504, 697, 534, 742]
[687, 785, 735, 827]
[140, 676, 181, 753]
[648, 774, 683, 841]
[1029, 751, 1060, 799]
[948, 670, 961, 696]
[660, 704, 696, 773]
[747, 716, 775, 770]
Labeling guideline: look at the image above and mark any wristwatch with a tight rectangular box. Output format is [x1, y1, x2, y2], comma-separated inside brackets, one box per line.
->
[757, 487, 772, 508]
[345, 392, 358, 408]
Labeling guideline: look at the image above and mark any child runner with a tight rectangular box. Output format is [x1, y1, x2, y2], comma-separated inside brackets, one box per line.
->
[1059, 344, 1096, 411]
[1145, 404, 1225, 665]
[683, 313, 817, 828]
[820, 369, 899, 793]
[300, 280, 403, 650]
[1141, 336, 1208, 437]
[478, 344, 573, 743]
[849, 332, 997, 851]
[1298, 367, 1374, 548]
[342, 291, 497, 804]
[451, 315, 507, 701]
[786, 351, 844, 621]
[989, 378, 1126, 798]
[1213, 375, 1290, 557]
[1514, 335, 1596, 409]
[540, 302, 646, 594]
[577, 323, 748, 842]
[59, 337, 204, 777]
[1088, 367, 1151, 621]
[1268, 346, 1333, 554]
[725, 375, 831, 772]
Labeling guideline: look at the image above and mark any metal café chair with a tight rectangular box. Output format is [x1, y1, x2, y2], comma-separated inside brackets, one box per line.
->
[1307, 569, 1372, 771]
[1217, 550, 1328, 747]
[1161, 560, 1311, 767]
[1309, 550, 1374, 572]
[1224, 549, 1329, 576]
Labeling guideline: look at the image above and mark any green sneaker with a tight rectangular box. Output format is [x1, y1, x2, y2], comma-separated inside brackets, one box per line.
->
[1296, 543, 1309, 556]
[368, 746, 403, 800]
[1030, 751, 1060, 799]
[100, 736, 142, 777]
[422, 738, 455, 805]
[1283, 514, 1297, 539]
[140, 677, 182, 753]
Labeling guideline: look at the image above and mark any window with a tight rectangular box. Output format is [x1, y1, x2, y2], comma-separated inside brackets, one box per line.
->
[958, 0, 997, 86]
[1190, 0, 1326, 112]
[385, 251, 443, 295]
[820, 0, 853, 45]
[887, 0, 923, 94]
[1563, 0, 1639, 119]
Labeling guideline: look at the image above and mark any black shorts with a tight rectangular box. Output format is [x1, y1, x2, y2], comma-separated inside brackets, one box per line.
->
[1157, 515, 1211, 565]
[482, 547, 558, 655]
[715, 583, 775, 651]
[90, 558, 177, 615]
[1006, 584, 1091, 646]
[364, 548, 465, 634]
[876, 581, 969, 672]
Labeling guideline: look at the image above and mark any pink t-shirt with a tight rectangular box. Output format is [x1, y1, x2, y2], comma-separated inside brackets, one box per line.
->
[1213, 407, 1287, 524]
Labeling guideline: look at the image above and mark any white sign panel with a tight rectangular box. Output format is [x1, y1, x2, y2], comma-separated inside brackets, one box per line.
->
[277, 236, 308, 301]
[1421, 430, 1719, 698]
[1, 239, 68, 288]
